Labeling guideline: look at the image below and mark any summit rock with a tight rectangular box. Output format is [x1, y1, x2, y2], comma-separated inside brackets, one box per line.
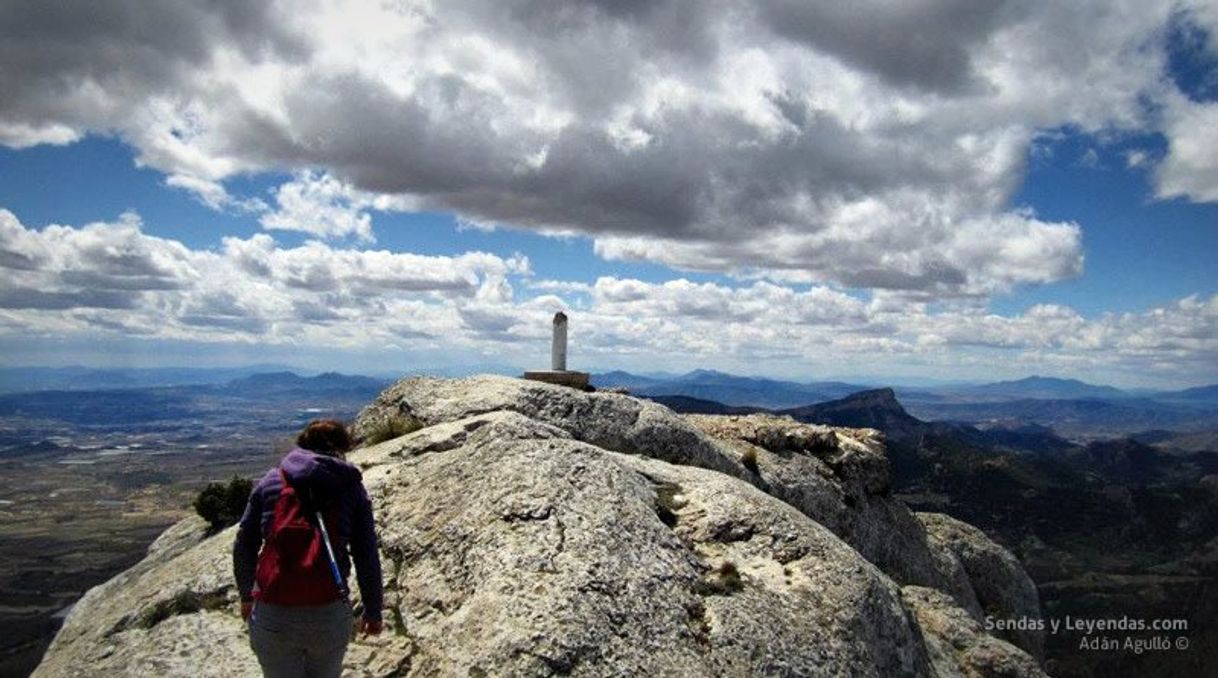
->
[35, 375, 1044, 677]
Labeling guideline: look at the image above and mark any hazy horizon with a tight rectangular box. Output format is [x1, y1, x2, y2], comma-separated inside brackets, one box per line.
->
[2, 360, 1212, 392]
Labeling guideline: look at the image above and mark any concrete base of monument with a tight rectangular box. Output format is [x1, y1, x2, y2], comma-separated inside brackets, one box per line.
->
[523, 370, 591, 389]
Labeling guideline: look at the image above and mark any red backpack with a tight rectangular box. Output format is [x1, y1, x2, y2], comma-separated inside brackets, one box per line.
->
[254, 470, 345, 605]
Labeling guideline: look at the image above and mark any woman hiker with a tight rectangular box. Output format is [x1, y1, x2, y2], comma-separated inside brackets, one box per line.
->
[233, 419, 384, 677]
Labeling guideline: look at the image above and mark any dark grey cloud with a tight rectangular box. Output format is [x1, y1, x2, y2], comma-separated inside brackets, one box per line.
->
[0, 0, 305, 134]
[179, 313, 269, 334]
[758, 0, 1013, 93]
[458, 0, 722, 114]
[68, 311, 160, 336]
[291, 300, 345, 324]
[59, 270, 186, 291]
[838, 264, 968, 294]
[459, 306, 520, 334]
[0, 249, 42, 271]
[0, 287, 139, 310]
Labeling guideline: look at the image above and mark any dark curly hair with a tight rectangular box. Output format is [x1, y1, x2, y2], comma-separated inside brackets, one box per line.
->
[297, 419, 353, 456]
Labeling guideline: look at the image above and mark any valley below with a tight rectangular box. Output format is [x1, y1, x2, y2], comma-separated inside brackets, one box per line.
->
[0, 372, 383, 677]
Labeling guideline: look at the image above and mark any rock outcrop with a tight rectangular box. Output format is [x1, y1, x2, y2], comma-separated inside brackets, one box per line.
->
[902, 587, 1044, 678]
[36, 375, 1045, 677]
[916, 513, 1045, 661]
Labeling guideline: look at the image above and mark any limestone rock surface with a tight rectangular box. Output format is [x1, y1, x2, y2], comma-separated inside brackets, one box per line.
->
[36, 376, 1044, 677]
[683, 415, 980, 608]
[917, 512, 1045, 660]
[902, 586, 1045, 678]
[353, 375, 746, 479]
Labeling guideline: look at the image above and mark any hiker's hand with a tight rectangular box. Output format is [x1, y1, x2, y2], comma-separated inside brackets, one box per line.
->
[241, 601, 253, 621]
[359, 618, 383, 636]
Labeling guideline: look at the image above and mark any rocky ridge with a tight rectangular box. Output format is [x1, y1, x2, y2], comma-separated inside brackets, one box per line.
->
[35, 375, 1045, 677]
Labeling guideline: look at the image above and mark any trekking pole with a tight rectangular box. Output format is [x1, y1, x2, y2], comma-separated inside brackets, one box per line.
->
[315, 511, 349, 599]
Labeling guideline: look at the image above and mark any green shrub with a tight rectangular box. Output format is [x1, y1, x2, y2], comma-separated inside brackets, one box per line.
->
[361, 414, 423, 446]
[715, 561, 743, 591]
[194, 475, 254, 531]
[740, 447, 759, 473]
[695, 560, 745, 596]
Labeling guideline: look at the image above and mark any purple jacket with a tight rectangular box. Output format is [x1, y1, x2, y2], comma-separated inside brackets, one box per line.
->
[232, 447, 383, 622]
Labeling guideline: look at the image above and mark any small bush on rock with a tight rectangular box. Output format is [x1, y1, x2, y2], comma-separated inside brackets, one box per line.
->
[696, 560, 745, 595]
[194, 475, 253, 531]
[741, 447, 759, 473]
[362, 415, 424, 446]
[716, 561, 743, 590]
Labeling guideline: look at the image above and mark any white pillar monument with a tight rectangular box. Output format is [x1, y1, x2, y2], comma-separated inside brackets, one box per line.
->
[551, 311, 568, 371]
[524, 311, 589, 389]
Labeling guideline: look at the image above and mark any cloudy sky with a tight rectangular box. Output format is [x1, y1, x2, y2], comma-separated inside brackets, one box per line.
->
[1, 0, 1216, 388]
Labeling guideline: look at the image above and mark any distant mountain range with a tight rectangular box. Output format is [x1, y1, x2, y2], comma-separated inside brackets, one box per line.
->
[901, 396, 1218, 437]
[598, 370, 1218, 438]
[651, 385, 1218, 496]
[1161, 383, 1218, 403]
[0, 364, 529, 394]
[5, 365, 1215, 403]
[942, 375, 1129, 401]
[3, 366, 1217, 439]
[0, 371, 390, 428]
[598, 370, 1218, 405]
[595, 368, 871, 409]
[0, 365, 299, 393]
[223, 371, 390, 398]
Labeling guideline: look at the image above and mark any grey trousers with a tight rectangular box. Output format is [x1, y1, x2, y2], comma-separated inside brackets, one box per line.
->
[248, 600, 352, 678]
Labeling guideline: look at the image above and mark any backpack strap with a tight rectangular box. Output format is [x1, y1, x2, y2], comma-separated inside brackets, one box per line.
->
[277, 467, 348, 599]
